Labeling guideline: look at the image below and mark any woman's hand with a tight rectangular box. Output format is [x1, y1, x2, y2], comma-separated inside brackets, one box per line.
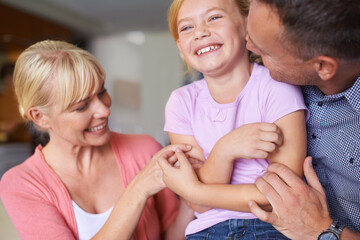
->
[134, 144, 192, 199]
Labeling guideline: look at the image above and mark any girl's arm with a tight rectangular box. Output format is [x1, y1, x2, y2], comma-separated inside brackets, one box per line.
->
[167, 121, 285, 212]
[160, 110, 307, 211]
[200, 110, 306, 209]
[167, 133, 212, 213]
[198, 122, 284, 184]
[158, 149, 271, 212]
[168, 133, 206, 170]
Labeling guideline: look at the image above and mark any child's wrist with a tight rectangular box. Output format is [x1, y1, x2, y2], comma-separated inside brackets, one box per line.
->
[215, 137, 236, 162]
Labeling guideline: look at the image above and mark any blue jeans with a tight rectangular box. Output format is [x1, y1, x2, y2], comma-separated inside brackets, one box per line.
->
[186, 219, 289, 240]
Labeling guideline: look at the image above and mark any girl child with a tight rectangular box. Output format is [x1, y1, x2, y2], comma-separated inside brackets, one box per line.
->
[161, 0, 308, 239]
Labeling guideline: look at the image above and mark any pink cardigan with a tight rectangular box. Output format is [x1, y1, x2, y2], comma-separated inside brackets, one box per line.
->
[0, 132, 179, 240]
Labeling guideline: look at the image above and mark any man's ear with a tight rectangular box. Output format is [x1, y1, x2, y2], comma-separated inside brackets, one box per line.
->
[313, 56, 338, 81]
[28, 107, 50, 129]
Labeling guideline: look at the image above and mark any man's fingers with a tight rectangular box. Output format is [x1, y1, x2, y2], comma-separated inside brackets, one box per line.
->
[303, 156, 325, 194]
[255, 176, 283, 205]
[248, 200, 275, 223]
[266, 163, 305, 190]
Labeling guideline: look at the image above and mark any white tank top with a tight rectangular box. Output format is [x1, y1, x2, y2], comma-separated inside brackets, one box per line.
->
[72, 201, 113, 240]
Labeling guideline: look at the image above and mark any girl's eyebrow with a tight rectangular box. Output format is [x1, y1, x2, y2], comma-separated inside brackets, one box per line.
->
[177, 7, 226, 26]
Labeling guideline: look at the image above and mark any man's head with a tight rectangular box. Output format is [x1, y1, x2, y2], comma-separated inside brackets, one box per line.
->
[247, 0, 360, 93]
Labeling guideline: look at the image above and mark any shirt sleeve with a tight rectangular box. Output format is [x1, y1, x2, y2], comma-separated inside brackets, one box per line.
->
[261, 79, 309, 123]
[0, 169, 76, 240]
[164, 89, 194, 135]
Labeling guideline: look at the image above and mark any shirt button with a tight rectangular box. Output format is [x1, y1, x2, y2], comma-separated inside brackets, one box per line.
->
[317, 101, 324, 107]
[312, 133, 317, 139]
[349, 158, 354, 164]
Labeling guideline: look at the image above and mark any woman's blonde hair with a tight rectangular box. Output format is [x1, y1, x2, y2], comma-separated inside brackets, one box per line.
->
[14, 40, 105, 120]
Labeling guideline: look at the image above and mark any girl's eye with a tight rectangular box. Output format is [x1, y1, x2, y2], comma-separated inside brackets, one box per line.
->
[180, 25, 193, 32]
[76, 102, 89, 112]
[209, 16, 222, 21]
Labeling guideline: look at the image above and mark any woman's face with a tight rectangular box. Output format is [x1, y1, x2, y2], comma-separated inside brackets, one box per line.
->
[176, 0, 248, 78]
[45, 79, 112, 147]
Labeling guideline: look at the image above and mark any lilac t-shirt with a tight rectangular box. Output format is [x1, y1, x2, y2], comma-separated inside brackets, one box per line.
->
[164, 63, 307, 235]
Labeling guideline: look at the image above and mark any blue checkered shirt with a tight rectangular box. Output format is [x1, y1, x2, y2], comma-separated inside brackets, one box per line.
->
[302, 76, 360, 232]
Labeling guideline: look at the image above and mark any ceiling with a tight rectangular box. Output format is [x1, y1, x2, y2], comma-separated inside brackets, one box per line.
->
[1, 0, 173, 37]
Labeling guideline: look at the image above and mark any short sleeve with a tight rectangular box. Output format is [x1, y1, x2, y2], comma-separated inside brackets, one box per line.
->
[164, 89, 194, 135]
[261, 79, 308, 123]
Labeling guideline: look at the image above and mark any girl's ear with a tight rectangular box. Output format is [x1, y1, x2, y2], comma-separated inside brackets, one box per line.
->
[313, 56, 338, 81]
[27, 107, 50, 129]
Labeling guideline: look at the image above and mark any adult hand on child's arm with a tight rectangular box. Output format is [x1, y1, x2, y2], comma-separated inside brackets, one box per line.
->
[250, 157, 360, 240]
[249, 157, 333, 240]
[168, 133, 206, 170]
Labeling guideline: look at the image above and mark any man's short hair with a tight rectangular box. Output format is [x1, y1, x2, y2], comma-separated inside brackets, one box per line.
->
[257, 0, 360, 60]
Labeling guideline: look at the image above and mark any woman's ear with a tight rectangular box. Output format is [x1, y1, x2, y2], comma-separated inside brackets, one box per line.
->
[28, 107, 50, 129]
[313, 56, 338, 81]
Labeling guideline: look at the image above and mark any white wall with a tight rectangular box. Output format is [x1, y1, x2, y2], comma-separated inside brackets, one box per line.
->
[90, 31, 185, 146]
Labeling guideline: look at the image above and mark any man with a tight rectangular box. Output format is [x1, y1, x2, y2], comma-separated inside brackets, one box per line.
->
[246, 0, 360, 239]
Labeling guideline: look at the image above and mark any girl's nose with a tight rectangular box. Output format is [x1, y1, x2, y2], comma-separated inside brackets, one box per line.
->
[194, 25, 210, 40]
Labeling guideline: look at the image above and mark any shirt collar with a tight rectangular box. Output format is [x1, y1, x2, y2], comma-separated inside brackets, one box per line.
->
[303, 76, 360, 114]
[344, 76, 360, 114]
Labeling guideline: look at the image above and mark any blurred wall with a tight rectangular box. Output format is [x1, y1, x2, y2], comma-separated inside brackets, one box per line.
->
[90, 31, 185, 146]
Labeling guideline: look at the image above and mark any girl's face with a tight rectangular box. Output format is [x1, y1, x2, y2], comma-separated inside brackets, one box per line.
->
[176, 0, 247, 78]
[44, 79, 112, 147]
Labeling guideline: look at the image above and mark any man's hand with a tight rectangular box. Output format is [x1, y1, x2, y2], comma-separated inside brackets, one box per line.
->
[249, 157, 332, 240]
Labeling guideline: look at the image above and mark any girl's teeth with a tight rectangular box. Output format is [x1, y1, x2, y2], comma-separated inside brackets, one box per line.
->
[197, 45, 219, 55]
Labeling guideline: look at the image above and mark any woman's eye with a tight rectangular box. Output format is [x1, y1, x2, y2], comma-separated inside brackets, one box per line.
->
[98, 88, 107, 96]
[76, 103, 89, 112]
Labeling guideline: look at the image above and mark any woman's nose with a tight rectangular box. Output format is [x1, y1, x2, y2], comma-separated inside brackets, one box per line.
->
[93, 96, 111, 118]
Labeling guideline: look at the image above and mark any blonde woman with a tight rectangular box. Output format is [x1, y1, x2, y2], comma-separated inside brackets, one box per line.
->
[0, 40, 192, 240]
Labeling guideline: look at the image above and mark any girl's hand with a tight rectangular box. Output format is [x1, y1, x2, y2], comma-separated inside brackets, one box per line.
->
[158, 149, 201, 200]
[168, 132, 206, 169]
[217, 122, 283, 162]
[133, 144, 192, 199]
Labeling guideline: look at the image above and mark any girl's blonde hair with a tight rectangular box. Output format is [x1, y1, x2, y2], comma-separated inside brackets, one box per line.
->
[14, 40, 105, 120]
[167, 0, 262, 71]
[168, 0, 250, 42]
